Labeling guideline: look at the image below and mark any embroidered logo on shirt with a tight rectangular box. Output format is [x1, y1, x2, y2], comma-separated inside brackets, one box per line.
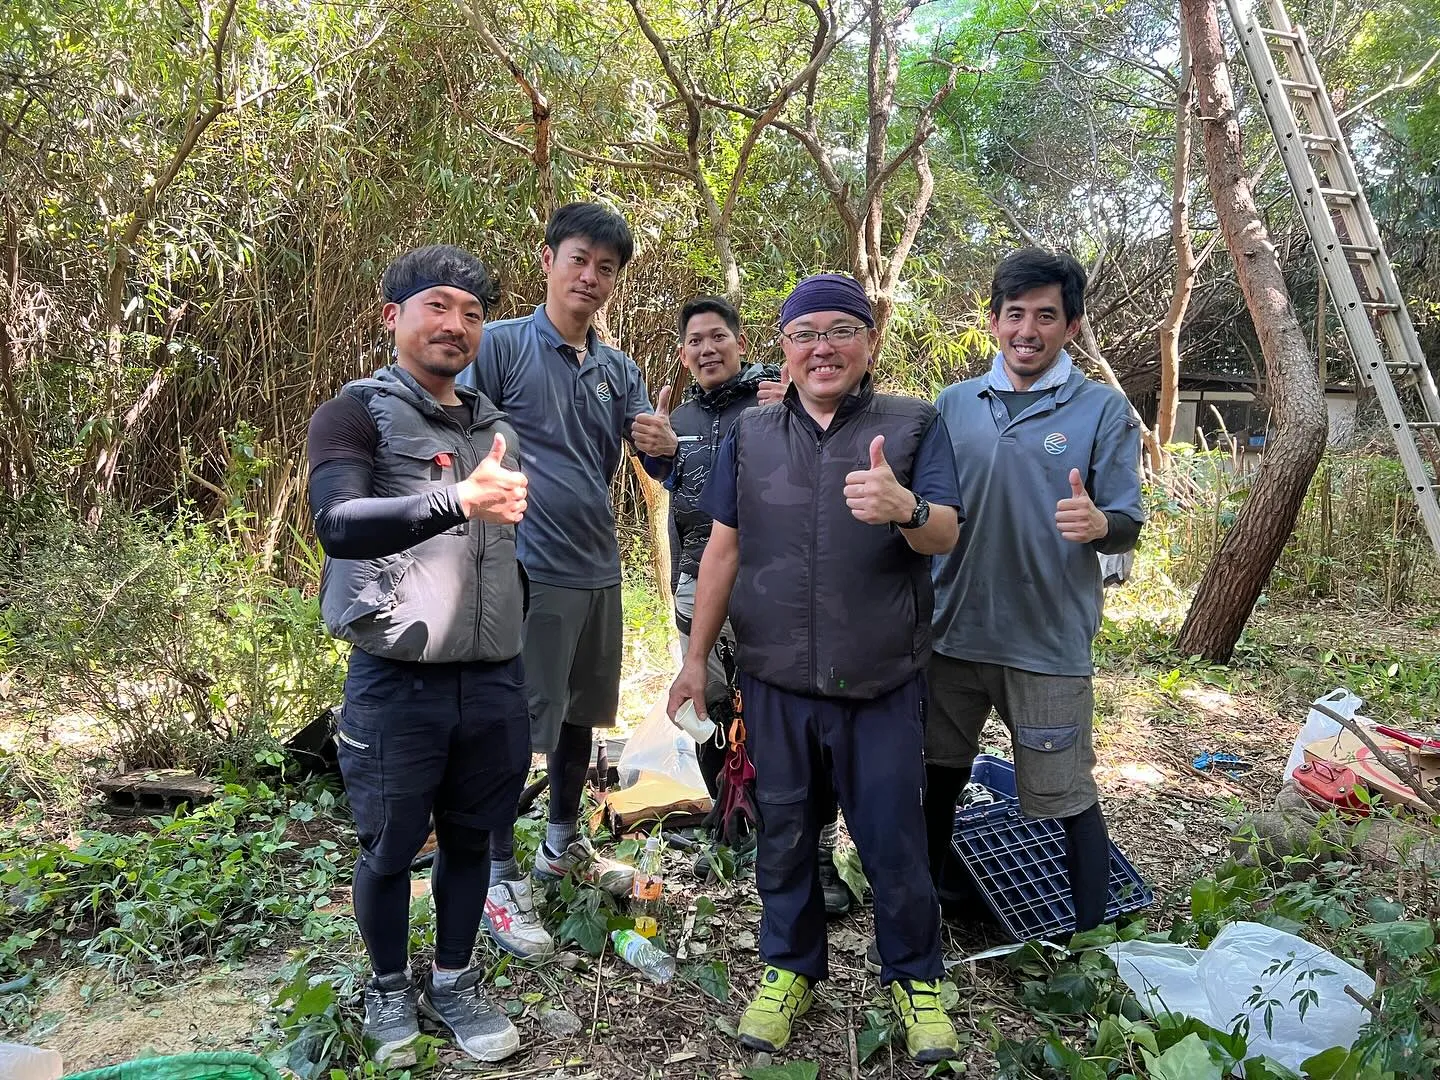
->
[1043, 432, 1068, 455]
[596, 381, 612, 402]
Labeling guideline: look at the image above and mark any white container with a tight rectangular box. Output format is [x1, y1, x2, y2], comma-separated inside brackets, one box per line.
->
[0, 1043, 63, 1080]
[674, 699, 717, 744]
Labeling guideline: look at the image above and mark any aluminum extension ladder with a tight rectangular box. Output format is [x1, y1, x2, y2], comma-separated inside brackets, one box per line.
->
[1224, 0, 1440, 562]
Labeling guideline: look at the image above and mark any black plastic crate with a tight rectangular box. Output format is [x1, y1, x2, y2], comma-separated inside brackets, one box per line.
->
[949, 755, 1153, 942]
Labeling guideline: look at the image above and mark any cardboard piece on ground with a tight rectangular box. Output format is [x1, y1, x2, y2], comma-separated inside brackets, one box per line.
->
[1304, 727, 1440, 811]
[602, 771, 711, 830]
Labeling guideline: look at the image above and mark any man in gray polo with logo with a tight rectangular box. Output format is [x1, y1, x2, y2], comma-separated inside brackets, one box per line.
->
[925, 248, 1144, 934]
[458, 203, 676, 959]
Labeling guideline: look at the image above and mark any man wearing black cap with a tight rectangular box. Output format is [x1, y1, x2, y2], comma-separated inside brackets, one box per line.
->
[308, 245, 530, 1065]
[668, 274, 965, 1063]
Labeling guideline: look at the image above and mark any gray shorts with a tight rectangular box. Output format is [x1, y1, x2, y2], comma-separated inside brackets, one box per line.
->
[925, 653, 1098, 819]
[523, 582, 622, 753]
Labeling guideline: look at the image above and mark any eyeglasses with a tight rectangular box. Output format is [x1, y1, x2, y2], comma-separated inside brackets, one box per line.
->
[779, 325, 868, 346]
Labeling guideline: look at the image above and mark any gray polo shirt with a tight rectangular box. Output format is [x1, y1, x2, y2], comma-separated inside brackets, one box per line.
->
[931, 369, 1144, 676]
[458, 305, 667, 589]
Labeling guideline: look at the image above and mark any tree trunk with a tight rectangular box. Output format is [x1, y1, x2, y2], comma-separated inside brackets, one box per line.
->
[1175, 0, 1330, 662]
[1156, 22, 1196, 449]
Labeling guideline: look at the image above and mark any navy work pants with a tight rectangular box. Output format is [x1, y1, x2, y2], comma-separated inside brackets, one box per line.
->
[741, 672, 943, 985]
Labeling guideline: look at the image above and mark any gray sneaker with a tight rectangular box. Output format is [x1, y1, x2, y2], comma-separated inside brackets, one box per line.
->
[363, 972, 419, 1065]
[420, 968, 521, 1063]
[533, 836, 634, 898]
[484, 878, 555, 960]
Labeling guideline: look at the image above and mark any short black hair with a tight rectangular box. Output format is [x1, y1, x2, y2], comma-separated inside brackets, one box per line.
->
[678, 295, 742, 338]
[989, 247, 1087, 323]
[544, 202, 635, 268]
[381, 244, 500, 313]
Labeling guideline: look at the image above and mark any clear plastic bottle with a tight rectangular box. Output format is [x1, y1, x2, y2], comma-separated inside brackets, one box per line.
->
[610, 928, 676, 983]
[630, 834, 664, 938]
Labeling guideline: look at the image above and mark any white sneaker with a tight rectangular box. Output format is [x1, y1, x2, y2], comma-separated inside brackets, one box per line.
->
[960, 782, 996, 808]
[483, 878, 555, 960]
[532, 836, 635, 898]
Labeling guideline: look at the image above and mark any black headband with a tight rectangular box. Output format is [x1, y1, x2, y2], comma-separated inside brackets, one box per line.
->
[389, 278, 489, 314]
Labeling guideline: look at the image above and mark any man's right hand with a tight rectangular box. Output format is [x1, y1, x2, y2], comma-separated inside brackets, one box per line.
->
[756, 362, 790, 405]
[456, 433, 528, 524]
[667, 658, 709, 727]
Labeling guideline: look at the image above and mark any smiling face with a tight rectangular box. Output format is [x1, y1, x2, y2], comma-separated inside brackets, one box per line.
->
[542, 235, 620, 327]
[383, 284, 485, 378]
[680, 311, 746, 391]
[780, 309, 877, 416]
[988, 282, 1080, 389]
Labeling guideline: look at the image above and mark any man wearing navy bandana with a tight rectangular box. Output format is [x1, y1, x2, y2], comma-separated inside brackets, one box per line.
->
[924, 248, 1145, 938]
[308, 245, 530, 1065]
[668, 273, 965, 1063]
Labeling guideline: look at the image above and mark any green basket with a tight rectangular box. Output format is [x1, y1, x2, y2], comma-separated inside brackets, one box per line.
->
[64, 1052, 280, 1080]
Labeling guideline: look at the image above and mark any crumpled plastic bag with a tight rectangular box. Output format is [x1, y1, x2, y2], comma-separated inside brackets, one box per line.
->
[616, 693, 708, 794]
[1106, 921, 1376, 1070]
[1283, 687, 1370, 782]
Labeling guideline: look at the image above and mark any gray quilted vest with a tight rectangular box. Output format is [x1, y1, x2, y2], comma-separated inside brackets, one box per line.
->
[318, 365, 525, 663]
[730, 377, 937, 699]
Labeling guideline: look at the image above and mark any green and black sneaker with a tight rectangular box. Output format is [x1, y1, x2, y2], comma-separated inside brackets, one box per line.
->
[891, 978, 961, 1063]
[736, 966, 814, 1052]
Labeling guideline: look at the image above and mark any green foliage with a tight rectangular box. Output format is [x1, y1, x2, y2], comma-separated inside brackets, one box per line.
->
[1, 504, 346, 770]
[0, 780, 351, 980]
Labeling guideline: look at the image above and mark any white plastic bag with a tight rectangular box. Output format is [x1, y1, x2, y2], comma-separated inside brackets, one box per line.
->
[1283, 687, 1368, 782]
[616, 693, 708, 793]
[1106, 921, 1376, 1069]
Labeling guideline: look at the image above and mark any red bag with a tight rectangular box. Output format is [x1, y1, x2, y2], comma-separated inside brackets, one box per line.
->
[705, 692, 759, 847]
[1292, 760, 1371, 816]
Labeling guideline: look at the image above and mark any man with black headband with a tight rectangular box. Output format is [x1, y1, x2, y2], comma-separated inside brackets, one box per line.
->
[668, 274, 964, 1063]
[308, 245, 530, 1065]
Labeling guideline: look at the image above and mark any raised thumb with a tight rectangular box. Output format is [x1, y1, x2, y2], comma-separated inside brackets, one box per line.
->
[656, 385, 672, 416]
[1068, 467, 1085, 497]
[487, 432, 507, 464]
[869, 434, 887, 470]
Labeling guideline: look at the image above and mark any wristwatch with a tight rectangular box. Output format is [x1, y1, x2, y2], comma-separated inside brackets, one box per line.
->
[898, 494, 930, 530]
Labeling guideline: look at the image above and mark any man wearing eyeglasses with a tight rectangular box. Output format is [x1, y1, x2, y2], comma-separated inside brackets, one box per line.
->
[667, 274, 964, 1063]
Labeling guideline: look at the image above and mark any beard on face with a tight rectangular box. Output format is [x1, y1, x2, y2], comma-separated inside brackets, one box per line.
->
[413, 337, 473, 377]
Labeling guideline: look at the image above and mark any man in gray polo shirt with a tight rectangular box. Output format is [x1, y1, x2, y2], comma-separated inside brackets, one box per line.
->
[458, 203, 676, 960]
[925, 248, 1144, 934]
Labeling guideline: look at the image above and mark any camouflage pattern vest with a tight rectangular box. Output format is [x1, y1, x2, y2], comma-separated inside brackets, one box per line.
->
[318, 365, 525, 664]
[729, 377, 936, 699]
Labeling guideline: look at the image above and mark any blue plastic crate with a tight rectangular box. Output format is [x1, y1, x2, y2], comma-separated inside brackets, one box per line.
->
[949, 755, 1153, 942]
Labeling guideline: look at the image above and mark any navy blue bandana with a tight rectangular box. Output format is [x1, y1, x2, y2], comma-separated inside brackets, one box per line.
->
[778, 273, 875, 330]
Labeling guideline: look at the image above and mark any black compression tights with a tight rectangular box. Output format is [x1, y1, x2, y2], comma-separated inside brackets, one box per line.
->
[353, 836, 491, 975]
[548, 723, 594, 828]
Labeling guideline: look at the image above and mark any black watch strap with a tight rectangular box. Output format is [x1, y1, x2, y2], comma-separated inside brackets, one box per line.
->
[898, 494, 929, 530]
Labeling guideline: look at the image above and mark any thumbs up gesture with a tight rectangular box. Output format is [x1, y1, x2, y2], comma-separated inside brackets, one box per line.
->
[844, 435, 916, 525]
[1055, 467, 1108, 543]
[631, 384, 679, 457]
[456, 433, 529, 525]
[757, 363, 790, 405]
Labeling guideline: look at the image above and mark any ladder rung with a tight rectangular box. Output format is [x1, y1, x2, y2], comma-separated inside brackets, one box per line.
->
[1363, 301, 1402, 313]
[1381, 361, 1421, 372]
[1280, 79, 1321, 95]
[1318, 186, 1360, 200]
[1260, 26, 1303, 41]
[1404, 422, 1440, 429]
[1340, 243, 1379, 258]
[1300, 133, 1339, 145]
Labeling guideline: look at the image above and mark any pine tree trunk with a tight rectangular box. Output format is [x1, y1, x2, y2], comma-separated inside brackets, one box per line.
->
[1175, 0, 1330, 662]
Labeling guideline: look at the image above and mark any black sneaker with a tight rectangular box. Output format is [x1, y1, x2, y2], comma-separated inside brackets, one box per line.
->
[420, 968, 521, 1062]
[818, 854, 853, 918]
[865, 938, 881, 976]
[363, 972, 419, 1066]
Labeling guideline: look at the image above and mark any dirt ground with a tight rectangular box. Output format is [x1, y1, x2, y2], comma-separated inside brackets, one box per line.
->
[9, 601, 1440, 1078]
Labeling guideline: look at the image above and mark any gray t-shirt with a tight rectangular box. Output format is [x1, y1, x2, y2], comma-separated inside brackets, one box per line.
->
[931, 370, 1144, 676]
[458, 305, 668, 589]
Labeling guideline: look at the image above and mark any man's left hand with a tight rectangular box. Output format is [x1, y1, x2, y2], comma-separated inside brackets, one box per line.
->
[844, 435, 916, 525]
[1056, 467, 1109, 543]
[632, 385, 679, 457]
